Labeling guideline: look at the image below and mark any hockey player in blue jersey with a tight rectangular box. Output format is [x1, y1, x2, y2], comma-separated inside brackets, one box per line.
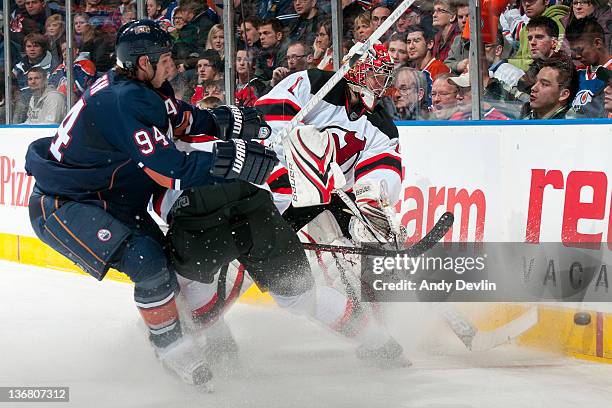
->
[25, 19, 277, 387]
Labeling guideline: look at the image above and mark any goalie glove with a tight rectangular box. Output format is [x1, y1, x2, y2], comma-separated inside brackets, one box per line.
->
[353, 178, 394, 241]
[210, 139, 279, 185]
[210, 105, 272, 141]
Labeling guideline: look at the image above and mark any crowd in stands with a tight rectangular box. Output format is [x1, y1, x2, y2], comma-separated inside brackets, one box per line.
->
[0, 0, 611, 124]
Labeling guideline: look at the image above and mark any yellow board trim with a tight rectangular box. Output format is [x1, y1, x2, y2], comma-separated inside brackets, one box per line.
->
[2, 232, 273, 304]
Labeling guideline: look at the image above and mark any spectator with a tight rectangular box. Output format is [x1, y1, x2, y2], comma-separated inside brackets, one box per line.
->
[371, 4, 391, 31]
[198, 50, 222, 82]
[371, 4, 391, 43]
[271, 40, 313, 86]
[526, 16, 559, 62]
[147, 0, 163, 19]
[562, 0, 612, 54]
[595, 66, 612, 116]
[238, 16, 262, 49]
[148, 0, 172, 30]
[388, 33, 409, 69]
[508, 0, 569, 71]
[406, 24, 451, 104]
[24, 0, 55, 34]
[120, 2, 137, 25]
[48, 41, 96, 99]
[12, 32, 55, 122]
[392, 67, 428, 120]
[313, 18, 333, 70]
[257, 0, 295, 21]
[206, 24, 224, 60]
[353, 12, 374, 43]
[566, 17, 611, 118]
[79, 21, 116, 73]
[255, 18, 290, 81]
[288, 0, 327, 44]
[432, 0, 461, 62]
[341, 0, 370, 36]
[393, 7, 423, 38]
[235, 49, 268, 106]
[24, 66, 66, 124]
[444, 29, 470, 74]
[407, 25, 451, 79]
[170, 6, 187, 37]
[172, 0, 216, 65]
[482, 38, 521, 117]
[73, 13, 92, 48]
[521, 57, 578, 119]
[488, 30, 526, 91]
[449, 72, 510, 119]
[196, 95, 222, 109]
[203, 80, 225, 102]
[1, 11, 21, 69]
[455, 0, 469, 31]
[81, 0, 117, 32]
[44, 14, 64, 67]
[191, 50, 222, 104]
[430, 73, 460, 119]
[9, 0, 28, 43]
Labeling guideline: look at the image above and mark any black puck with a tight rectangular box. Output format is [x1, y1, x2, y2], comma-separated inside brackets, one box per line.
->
[573, 312, 592, 326]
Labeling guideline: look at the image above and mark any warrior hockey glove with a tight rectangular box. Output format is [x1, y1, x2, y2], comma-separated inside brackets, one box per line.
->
[210, 139, 279, 185]
[211, 105, 272, 141]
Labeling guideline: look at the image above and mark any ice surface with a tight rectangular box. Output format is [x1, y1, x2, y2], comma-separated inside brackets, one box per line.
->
[1, 260, 611, 408]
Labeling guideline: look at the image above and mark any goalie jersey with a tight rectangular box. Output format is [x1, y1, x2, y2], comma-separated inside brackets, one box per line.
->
[254, 69, 403, 206]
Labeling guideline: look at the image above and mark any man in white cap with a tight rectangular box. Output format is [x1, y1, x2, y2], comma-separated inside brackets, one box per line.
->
[448, 72, 510, 120]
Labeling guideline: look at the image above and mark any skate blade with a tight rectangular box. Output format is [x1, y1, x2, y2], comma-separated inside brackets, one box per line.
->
[361, 355, 412, 369]
[197, 382, 215, 394]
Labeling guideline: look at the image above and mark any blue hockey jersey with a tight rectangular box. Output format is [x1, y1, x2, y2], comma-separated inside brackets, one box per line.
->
[26, 70, 224, 216]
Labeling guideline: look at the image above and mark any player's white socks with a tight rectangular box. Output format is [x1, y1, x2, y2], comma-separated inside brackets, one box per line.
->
[271, 286, 391, 350]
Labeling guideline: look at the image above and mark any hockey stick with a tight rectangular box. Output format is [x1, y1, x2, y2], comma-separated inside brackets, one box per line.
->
[302, 211, 454, 257]
[334, 189, 387, 244]
[438, 305, 539, 352]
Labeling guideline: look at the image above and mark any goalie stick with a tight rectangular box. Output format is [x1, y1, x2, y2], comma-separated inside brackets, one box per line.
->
[438, 304, 539, 352]
[302, 211, 454, 257]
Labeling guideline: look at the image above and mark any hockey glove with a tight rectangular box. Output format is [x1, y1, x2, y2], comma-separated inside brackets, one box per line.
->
[210, 105, 272, 141]
[354, 179, 394, 241]
[210, 139, 279, 185]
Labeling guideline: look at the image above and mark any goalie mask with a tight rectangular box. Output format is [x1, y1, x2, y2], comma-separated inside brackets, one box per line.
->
[344, 43, 395, 111]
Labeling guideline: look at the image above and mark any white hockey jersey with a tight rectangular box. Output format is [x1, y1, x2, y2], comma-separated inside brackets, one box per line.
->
[255, 69, 403, 205]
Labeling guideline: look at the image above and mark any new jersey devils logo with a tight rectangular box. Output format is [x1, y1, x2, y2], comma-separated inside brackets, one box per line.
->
[325, 127, 366, 168]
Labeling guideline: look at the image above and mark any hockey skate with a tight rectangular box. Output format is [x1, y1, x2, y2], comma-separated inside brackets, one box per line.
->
[201, 317, 239, 366]
[355, 338, 412, 368]
[156, 334, 214, 388]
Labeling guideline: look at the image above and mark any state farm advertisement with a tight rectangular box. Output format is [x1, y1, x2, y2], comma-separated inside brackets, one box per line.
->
[398, 122, 612, 245]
